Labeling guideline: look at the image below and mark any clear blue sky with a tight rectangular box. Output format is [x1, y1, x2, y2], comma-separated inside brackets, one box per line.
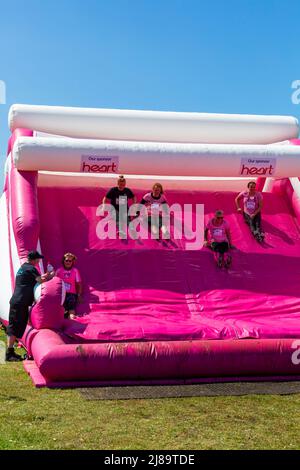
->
[0, 0, 299, 187]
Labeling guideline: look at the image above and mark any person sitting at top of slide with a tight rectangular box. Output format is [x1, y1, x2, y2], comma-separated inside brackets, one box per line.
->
[140, 183, 170, 239]
[56, 253, 82, 320]
[204, 210, 234, 268]
[102, 175, 137, 237]
[235, 181, 264, 242]
[6, 250, 54, 362]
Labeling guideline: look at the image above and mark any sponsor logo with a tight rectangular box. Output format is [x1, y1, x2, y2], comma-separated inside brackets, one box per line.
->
[240, 158, 276, 176]
[81, 155, 119, 173]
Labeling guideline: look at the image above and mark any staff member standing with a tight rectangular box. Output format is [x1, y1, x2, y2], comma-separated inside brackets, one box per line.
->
[6, 251, 54, 362]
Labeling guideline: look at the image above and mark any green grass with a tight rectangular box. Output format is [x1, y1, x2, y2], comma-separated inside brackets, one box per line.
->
[1, 327, 300, 450]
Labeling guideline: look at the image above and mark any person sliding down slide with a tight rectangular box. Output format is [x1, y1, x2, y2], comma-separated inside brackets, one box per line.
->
[140, 183, 170, 240]
[102, 175, 136, 238]
[204, 210, 234, 268]
[235, 181, 264, 242]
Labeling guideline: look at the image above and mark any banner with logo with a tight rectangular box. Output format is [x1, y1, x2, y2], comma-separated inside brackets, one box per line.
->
[81, 155, 119, 173]
[240, 157, 276, 177]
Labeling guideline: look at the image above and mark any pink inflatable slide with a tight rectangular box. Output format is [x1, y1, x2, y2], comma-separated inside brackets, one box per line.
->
[1, 104, 300, 387]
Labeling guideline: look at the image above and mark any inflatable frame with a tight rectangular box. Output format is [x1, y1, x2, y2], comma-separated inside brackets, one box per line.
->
[1, 104, 300, 387]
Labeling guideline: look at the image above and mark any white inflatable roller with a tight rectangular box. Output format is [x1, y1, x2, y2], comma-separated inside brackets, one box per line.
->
[9, 104, 299, 144]
[13, 137, 300, 178]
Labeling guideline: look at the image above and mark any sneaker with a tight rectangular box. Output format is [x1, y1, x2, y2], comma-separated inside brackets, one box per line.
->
[253, 230, 262, 241]
[5, 350, 24, 362]
[257, 234, 264, 243]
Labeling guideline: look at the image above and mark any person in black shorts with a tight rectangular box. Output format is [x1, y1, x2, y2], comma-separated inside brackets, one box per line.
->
[6, 251, 54, 362]
[102, 175, 137, 237]
[204, 210, 234, 268]
[56, 253, 83, 320]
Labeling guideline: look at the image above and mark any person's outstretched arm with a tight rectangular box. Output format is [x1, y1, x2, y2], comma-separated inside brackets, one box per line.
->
[36, 271, 54, 283]
[235, 193, 243, 212]
[226, 228, 234, 248]
[76, 281, 83, 302]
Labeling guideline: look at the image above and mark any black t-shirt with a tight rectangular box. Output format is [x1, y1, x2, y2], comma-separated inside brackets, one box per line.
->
[105, 187, 135, 210]
[10, 262, 40, 306]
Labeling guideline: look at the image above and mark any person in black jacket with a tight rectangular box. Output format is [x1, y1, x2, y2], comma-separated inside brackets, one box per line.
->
[102, 175, 137, 237]
[6, 251, 54, 362]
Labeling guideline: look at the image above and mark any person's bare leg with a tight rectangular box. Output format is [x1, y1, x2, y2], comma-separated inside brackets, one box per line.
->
[218, 253, 224, 267]
[161, 225, 170, 239]
[69, 310, 76, 320]
[224, 252, 232, 268]
[151, 224, 159, 237]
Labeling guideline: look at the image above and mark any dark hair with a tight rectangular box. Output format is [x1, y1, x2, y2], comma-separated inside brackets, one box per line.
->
[215, 210, 224, 217]
[247, 181, 256, 188]
[28, 250, 44, 260]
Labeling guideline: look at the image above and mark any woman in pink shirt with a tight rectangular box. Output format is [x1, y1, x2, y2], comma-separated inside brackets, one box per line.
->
[140, 183, 170, 239]
[204, 210, 233, 268]
[56, 253, 82, 319]
[235, 181, 264, 242]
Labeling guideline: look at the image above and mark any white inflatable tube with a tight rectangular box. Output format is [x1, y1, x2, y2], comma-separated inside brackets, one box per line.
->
[13, 137, 300, 178]
[9, 104, 299, 144]
[37, 172, 255, 191]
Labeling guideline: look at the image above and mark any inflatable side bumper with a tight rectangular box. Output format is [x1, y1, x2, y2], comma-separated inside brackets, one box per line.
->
[27, 329, 300, 384]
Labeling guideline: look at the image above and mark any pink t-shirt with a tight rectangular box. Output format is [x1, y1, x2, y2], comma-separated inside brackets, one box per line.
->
[142, 192, 168, 215]
[56, 267, 81, 294]
[206, 219, 230, 243]
[238, 191, 263, 215]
